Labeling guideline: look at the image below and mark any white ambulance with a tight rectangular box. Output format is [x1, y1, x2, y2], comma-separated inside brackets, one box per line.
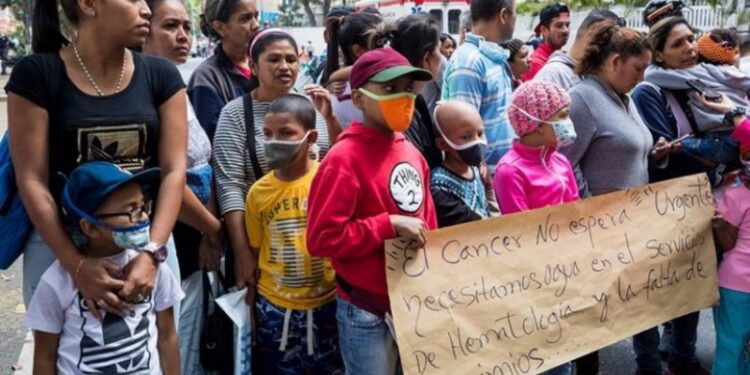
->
[354, 0, 470, 35]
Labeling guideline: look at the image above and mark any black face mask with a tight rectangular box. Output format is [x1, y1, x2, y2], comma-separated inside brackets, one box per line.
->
[455, 143, 487, 167]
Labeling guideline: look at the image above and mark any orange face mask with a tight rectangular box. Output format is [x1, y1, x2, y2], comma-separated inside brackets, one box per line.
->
[359, 88, 416, 132]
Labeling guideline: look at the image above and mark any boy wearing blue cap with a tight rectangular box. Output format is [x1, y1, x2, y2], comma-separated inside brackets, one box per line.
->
[25, 162, 183, 375]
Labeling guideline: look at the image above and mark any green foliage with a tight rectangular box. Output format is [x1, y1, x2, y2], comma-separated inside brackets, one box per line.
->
[278, 0, 306, 26]
[738, 8, 750, 27]
[516, 0, 649, 15]
[703, 0, 744, 27]
[0, 0, 31, 49]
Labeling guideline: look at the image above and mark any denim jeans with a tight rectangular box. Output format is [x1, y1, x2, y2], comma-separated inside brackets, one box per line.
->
[23, 231, 182, 328]
[336, 296, 399, 375]
[681, 131, 739, 165]
[632, 311, 700, 372]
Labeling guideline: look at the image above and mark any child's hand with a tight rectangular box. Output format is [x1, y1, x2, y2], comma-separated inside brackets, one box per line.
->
[713, 211, 739, 252]
[234, 249, 259, 305]
[390, 215, 428, 248]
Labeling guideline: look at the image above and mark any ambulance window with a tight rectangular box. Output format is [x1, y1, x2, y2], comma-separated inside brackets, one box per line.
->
[429, 9, 443, 26]
[448, 9, 461, 34]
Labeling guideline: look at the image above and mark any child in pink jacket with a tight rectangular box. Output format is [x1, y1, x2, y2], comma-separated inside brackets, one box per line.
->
[494, 80, 579, 214]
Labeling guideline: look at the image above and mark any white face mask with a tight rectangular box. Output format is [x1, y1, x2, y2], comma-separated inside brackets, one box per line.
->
[109, 221, 151, 250]
[511, 104, 578, 147]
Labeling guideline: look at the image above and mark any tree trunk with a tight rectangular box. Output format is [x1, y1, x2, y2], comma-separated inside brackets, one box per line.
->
[301, 0, 317, 26]
[21, 0, 33, 51]
[322, 0, 331, 19]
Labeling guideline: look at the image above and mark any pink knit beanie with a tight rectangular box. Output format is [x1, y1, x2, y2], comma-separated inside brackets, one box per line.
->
[508, 80, 571, 137]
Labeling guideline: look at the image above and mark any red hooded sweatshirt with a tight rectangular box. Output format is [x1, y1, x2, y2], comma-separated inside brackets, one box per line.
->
[307, 122, 437, 314]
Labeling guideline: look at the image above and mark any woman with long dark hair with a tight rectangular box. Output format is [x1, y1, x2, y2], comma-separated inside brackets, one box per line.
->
[9, 0, 187, 319]
[630, 16, 717, 375]
[322, 11, 382, 128]
[143, 0, 223, 281]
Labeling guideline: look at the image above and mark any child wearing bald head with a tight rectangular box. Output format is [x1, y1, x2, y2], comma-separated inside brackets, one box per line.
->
[431, 101, 493, 227]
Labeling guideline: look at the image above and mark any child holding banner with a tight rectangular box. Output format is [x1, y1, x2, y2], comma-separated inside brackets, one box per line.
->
[492, 80, 579, 375]
[713, 152, 750, 375]
[493, 80, 580, 214]
[306, 48, 438, 375]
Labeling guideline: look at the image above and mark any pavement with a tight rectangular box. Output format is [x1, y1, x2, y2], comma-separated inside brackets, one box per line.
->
[0, 59, 720, 375]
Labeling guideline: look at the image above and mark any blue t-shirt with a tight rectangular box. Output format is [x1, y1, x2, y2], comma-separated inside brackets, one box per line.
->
[442, 33, 514, 170]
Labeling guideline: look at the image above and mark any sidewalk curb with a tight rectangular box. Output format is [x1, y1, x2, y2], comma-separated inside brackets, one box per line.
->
[13, 330, 33, 374]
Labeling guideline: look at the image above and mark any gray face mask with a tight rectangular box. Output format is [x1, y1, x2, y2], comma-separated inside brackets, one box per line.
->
[263, 131, 314, 170]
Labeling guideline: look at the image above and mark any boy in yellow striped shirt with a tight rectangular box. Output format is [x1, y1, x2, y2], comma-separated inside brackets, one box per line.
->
[245, 94, 343, 374]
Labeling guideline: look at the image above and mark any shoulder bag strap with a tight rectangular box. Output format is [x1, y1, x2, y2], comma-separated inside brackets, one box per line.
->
[670, 90, 703, 136]
[243, 94, 264, 180]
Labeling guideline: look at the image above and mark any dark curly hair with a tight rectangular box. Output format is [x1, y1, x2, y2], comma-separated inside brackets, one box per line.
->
[577, 20, 650, 76]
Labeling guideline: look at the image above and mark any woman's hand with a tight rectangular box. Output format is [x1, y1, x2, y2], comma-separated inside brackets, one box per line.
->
[650, 136, 681, 161]
[76, 258, 130, 320]
[698, 92, 734, 114]
[198, 233, 223, 271]
[304, 85, 334, 120]
[119, 253, 158, 304]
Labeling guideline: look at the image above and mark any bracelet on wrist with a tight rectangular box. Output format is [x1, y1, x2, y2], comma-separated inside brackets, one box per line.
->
[73, 258, 86, 284]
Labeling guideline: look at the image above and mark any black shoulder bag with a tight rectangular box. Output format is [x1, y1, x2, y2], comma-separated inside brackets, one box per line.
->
[199, 270, 233, 374]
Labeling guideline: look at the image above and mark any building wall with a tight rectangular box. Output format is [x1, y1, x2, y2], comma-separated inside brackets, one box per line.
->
[286, 4, 737, 51]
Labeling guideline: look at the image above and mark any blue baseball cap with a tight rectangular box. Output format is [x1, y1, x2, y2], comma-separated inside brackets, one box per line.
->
[61, 162, 161, 225]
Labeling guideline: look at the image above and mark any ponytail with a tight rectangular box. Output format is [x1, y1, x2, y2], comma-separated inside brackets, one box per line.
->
[199, 14, 213, 39]
[321, 12, 382, 85]
[388, 13, 440, 67]
[577, 20, 649, 76]
[32, 0, 69, 53]
[322, 16, 344, 85]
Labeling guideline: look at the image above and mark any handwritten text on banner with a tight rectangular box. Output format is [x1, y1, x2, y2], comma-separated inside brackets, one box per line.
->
[385, 174, 719, 375]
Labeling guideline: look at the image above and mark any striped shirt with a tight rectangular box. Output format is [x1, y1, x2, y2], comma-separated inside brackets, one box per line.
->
[212, 95, 331, 214]
[442, 33, 514, 170]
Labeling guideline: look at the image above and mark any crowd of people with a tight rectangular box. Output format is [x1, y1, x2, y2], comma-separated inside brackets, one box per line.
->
[5, 0, 750, 373]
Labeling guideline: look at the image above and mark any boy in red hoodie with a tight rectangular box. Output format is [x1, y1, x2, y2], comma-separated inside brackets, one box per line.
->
[307, 48, 438, 375]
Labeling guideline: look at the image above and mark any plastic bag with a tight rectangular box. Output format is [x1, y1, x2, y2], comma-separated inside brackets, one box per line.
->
[215, 289, 252, 375]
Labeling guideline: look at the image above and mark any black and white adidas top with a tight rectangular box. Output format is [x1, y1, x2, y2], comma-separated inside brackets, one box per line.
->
[25, 250, 183, 374]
